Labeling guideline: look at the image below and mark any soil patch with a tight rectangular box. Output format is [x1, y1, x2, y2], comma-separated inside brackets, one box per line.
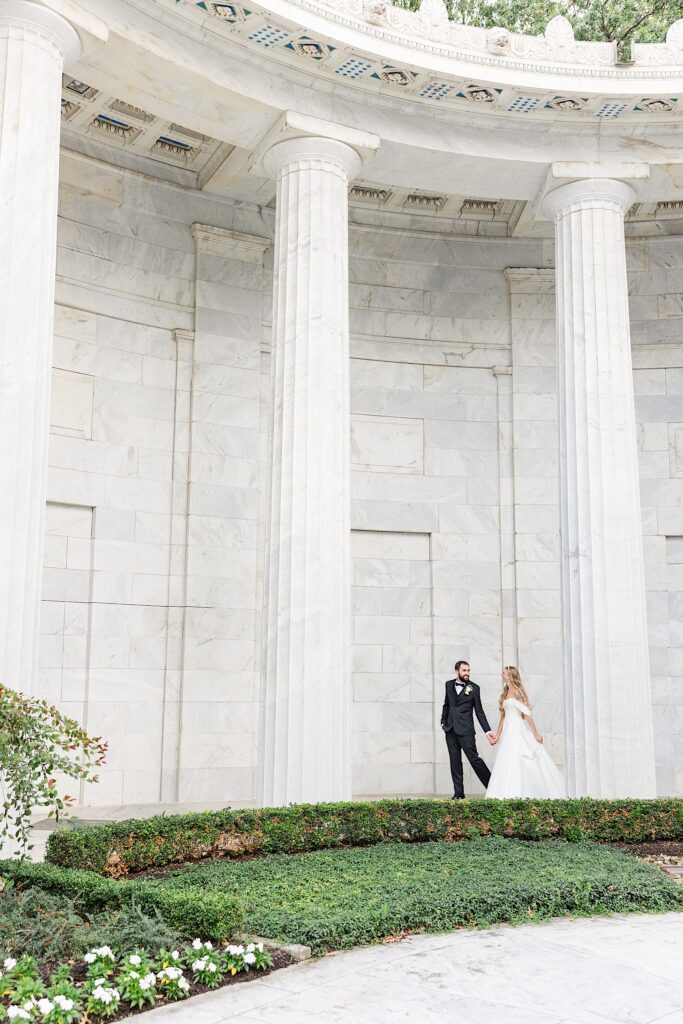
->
[612, 841, 683, 860]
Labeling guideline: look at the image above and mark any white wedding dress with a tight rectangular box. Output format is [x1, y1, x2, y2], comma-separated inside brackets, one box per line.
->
[486, 697, 566, 799]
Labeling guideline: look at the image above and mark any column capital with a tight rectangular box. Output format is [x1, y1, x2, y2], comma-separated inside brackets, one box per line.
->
[0, 0, 107, 65]
[262, 135, 363, 181]
[253, 109, 379, 181]
[542, 177, 637, 222]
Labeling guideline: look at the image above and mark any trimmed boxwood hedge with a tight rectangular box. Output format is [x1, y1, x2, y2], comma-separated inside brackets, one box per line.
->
[44, 798, 683, 876]
[0, 860, 243, 941]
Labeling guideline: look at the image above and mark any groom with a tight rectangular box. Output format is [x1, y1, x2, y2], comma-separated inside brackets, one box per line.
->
[441, 660, 495, 799]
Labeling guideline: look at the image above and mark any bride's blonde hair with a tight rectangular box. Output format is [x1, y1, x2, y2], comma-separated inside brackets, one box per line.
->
[499, 665, 532, 715]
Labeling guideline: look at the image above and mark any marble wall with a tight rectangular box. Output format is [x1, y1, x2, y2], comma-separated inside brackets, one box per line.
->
[39, 153, 683, 803]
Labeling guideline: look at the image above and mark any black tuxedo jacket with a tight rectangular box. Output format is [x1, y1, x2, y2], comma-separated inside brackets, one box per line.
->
[440, 679, 492, 737]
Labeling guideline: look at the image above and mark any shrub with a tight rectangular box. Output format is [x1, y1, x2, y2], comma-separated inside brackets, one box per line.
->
[44, 798, 683, 876]
[0, 884, 183, 962]
[0, 862, 243, 941]
[0, 684, 107, 859]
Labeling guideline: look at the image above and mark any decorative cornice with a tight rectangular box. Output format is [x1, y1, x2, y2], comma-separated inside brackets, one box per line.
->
[265, 1, 683, 78]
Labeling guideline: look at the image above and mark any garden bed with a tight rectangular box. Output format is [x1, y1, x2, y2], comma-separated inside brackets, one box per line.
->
[0, 882, 290, 1022]
[2, 798, 681, 1020]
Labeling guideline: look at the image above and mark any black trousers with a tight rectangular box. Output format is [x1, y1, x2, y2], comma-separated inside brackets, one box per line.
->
[444, 728, 491, 798]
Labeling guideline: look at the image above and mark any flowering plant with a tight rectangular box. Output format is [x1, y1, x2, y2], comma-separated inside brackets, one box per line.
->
[82, 947, 116, 982]
[85, 981, 120, 1020]
[156, 966, 190, 1000]
[117, 954, 157, 1010]
[0, 936, 274, 1020]
[190, 943, 225, 990]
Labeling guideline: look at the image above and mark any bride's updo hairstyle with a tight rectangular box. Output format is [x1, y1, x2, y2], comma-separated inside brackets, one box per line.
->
[499, 665, 532, 715]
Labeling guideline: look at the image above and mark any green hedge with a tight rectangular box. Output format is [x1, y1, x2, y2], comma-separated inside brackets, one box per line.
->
[0, 860, 243, 941]
[45, 798, 683, 876]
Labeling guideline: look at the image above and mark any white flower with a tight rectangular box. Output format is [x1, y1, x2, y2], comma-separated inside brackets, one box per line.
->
[203, 941, 212, 950]
[95, 946, 114, 960]
[178, 978, 190, 991]
[37, 999, 54, 1015]
[94, 977, 106, 986]
[128, 954, 142, 966]
[4, 958, 17, 970]
[192, 959, 206, 972]
[53, 996, 74, 1011]
[139, 973, 157, 990]
[233, 945, 244, 956]
[6, 1008, 30, 1021]
[128, 970, 140, 980]
[22, 1000, 37, 1011]
[158, 967, 182, 982]
[256, 942, 264, 952]
[191, 938, 203, 950]
[171, 951, 180, 961]
[92, 985, 119, 1005]
[83, 952, 96, 964]
[244, 952, 256, 965]
[207, 963, 217, 974]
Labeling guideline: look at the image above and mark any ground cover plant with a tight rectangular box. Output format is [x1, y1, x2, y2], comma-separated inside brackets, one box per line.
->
[151, 836, 683, 953]
[44, 798, 683, 876]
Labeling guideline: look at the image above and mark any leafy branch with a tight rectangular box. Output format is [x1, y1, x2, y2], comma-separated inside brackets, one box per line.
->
[0, 685, 107, 860]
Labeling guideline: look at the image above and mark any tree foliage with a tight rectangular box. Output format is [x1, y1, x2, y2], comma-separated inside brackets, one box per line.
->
[0, 684, 107, 859]
[396, 0, 683, 58]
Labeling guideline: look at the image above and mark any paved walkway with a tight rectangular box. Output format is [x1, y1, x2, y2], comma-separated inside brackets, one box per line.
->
[145, 913, 683, 1024]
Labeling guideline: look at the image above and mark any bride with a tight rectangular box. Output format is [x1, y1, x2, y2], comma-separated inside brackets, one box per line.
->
[486, 666, 565, 799]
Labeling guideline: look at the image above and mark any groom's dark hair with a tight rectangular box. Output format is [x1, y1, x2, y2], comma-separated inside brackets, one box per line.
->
[454, 660, 470, 671]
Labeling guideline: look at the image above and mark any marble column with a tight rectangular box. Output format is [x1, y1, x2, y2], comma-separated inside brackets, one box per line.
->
[0, 1, 81, 692]
[260, 136, 361, 805]
[543, 178, 656, 797]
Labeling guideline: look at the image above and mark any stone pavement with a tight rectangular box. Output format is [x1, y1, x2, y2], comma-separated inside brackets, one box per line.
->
[145, 913, 683, 1024]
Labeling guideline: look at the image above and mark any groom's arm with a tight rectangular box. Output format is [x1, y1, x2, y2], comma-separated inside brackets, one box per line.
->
[473, 685, 494, 738]
[440, 683, 449, 730]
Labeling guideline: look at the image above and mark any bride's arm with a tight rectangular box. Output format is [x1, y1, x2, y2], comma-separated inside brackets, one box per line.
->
[522, 712, 543, 743]
[493, 714, 504, 744]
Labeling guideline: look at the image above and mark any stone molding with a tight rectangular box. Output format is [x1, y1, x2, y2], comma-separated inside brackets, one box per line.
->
[504, 267, 555, 289]
[191, 223, 270, 262]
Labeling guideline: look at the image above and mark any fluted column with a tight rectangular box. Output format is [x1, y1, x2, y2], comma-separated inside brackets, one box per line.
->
[0, 1, 80, 692]
[543, 178, 656, 797]
[260, 136, 361, 805]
